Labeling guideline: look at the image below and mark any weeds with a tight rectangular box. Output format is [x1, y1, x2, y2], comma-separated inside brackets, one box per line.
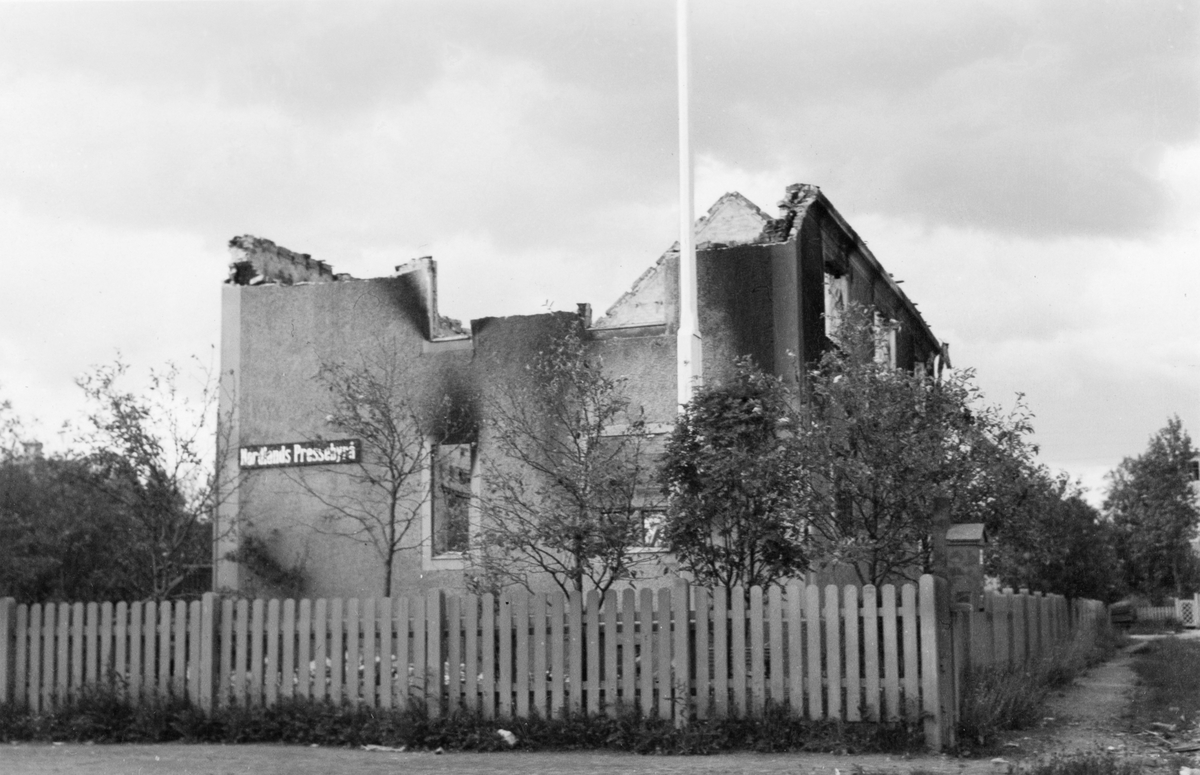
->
[1015, 752, 1149, 775]
[958, 624, 1121, 750]
[0, 688, 923, 754]
[1127, 636, 1200, 735]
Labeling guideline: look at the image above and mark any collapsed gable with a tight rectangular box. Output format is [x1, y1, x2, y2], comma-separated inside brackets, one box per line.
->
[592, 192, 773, 329]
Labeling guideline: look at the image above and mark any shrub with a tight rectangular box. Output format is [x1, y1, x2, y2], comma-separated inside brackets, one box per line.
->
[0, 693, 923, 754]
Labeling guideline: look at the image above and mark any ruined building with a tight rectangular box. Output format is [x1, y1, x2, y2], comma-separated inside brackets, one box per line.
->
[215, 184, 948, 598]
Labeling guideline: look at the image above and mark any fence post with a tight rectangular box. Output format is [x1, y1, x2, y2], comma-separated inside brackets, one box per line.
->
[198, 593, 219, 714]
[921, 574, 957, 752]
[0, 598, 14, 705]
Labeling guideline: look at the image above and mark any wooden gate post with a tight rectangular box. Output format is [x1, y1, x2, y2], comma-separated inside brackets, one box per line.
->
[920, 575, 957, 751]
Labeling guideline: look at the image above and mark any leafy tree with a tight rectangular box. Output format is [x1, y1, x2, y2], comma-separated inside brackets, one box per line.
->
[72, 358, 225, 601]
[0, 452, 143, 602]
[475, 317, 660, 596]
[988, 468, 1123, 602]
[793, 304, 1038, 587]
[290, 347, 463, 598]
[1105, 416, 1200, 600]
[659, 360, 810, 591]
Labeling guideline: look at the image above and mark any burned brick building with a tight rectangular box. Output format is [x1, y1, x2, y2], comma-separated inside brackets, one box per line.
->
[214, 184, 948, 598]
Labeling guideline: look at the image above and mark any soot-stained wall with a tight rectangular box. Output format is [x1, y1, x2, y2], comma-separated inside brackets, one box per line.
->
[216, 184, 947, 599]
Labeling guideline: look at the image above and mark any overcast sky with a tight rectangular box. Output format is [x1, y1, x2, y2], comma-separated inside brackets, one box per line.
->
[0, 0, 1196, 504]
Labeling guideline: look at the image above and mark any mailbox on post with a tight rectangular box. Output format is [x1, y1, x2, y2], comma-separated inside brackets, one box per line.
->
[946, 523, 987, 611]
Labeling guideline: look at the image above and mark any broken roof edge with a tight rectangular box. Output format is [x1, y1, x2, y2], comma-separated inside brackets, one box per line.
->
[789, 187, 944, 357]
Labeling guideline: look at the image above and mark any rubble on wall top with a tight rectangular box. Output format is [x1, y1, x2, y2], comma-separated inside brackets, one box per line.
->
[227, 235, 341, 286]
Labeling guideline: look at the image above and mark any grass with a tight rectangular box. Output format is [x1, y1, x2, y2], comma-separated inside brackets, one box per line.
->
[1124, 618, 1184, 635]
[957, 623, 1123, 751]
[1011, 752, 1154, 775]
[0, 689, 923, 755]
[1126, 635, 1200, 735]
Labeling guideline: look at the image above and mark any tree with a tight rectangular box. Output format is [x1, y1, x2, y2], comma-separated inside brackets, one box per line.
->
[291, 347, 463, 598]
[69, 357, 227, 601]
[475, 317, 660, 597]
[988, 468, 1123, 602]
[1105, 416, 1200, 600]
[793, 304, 1038, 587]
[659, 360, 811, 591]
[0, 451, 142, 602]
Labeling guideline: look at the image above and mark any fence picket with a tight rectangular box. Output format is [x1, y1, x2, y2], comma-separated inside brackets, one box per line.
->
[585, 590, 600, 716]
[71, 602, 85, 701]
[730, 587, 747, 718]
[620, 589, 637, 712]
[844, 585, 860, 722]
[462, 594, 477, 714]
[128, 602, 142, 703]
[297, 599, 312, 702]
[480, 594, 494, 718]
[141, 602, 155, 701]
[85, 602, 99, 688]
[768, 586, 784, 710]
[805, 585, 822, 720]
[376, 598, 391, 709]
[249, 599, 264, 706]
[14, 605, 28, 708]
[37, 604, 51, 710]
[396, 597, 411, 710]
[993, 592, 1011, 668]
[426, 590, 443, 717]
[266, 599, 281, 706]
[56, 603, 70, 703]
[1011, 593, 1026, 665]
[497, 593, 512, 718]
[786, 582, 804, 717]
[824, 586, 842, 719]
[157, 602, 171, 700]
[749, 586, 765, 716]
[901, 583, 919, 720]
[861, 585, 879, 722]
[113, 602, 127, 703]
[186, 601, 201, 703]
[880, 585, 899, 722]
[0, 600, 14, 705]
[549, 592, 565, 717]
[712, 587, 728, 718]
[514, 592, 530, 717]
[693, 587, 710, 719]
[282, 599, 297, 701]
[532, 593, 548, 717]
[672, 582, 689, 726]
[603, 589, 617, 713]
[656, 587, 672, 719]
[444, 596, 459, 713]
[638, 588, 654, 717]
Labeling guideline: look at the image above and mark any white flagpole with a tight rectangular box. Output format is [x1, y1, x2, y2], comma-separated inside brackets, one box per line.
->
[676, 0, 702, 409]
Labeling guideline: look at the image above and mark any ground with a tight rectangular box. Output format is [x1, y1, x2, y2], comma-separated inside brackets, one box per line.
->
[2, 636, 1195, 775]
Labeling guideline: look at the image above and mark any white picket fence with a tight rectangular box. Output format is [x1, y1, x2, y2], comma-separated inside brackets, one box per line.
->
[0, 576, 1107, 751]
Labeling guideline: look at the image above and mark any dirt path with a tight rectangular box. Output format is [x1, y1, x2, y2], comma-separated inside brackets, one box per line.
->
[0, 643, 1187, 775]
[995, 640, 1198, 769]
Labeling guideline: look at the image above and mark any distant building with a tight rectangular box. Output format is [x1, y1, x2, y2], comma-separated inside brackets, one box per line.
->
[214, 184, 948, 598]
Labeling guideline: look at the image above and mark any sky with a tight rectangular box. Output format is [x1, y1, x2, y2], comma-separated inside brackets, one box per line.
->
[0, 0, 1196, 505]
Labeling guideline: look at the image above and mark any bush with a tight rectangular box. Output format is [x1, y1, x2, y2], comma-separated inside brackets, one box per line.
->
[0, 692, 923, 754]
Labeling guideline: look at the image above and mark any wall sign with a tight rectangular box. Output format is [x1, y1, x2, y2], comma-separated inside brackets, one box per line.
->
[239, 439, 362, 469]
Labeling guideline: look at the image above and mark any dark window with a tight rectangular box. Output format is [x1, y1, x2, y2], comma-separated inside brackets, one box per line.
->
[433, 443, 473, 555]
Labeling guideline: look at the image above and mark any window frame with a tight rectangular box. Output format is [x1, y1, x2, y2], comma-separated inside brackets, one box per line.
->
[422, 440, 479, 571]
